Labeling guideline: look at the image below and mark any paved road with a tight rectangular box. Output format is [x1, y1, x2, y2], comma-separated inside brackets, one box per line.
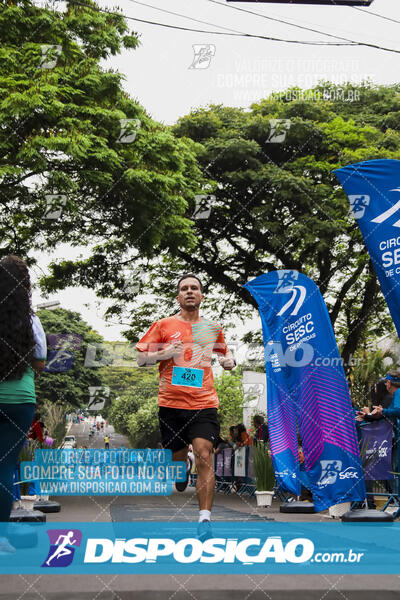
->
[71, 418, 128, 450]
[1, 420, 399, 599]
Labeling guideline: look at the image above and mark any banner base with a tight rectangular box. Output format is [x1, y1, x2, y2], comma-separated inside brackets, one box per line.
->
[33, 500, 61, 513]
[9, 508, 46, 522]
[280, 501, 315, 513]
[341, 509, 393, 522]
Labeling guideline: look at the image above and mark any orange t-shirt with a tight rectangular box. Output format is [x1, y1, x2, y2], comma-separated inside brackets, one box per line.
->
[239, 431, 253, 447]
[136, 315, 229, 410]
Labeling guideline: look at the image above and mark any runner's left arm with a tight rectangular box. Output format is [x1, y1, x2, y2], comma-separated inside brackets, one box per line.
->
[214, 328, 235, 370]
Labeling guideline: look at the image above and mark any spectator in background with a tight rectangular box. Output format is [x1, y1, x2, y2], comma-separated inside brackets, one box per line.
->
[28, 412, 44, 443]
[357, 379, 394, 424]
[253, 415, 269, 446]
[298, 443, 313, 502]
[356, 378, 396, 505]
[229, 425, 238, 446]
[235, 423, 253, 448]
[214, 436, 232, 454]
[0, 255, 47, 531]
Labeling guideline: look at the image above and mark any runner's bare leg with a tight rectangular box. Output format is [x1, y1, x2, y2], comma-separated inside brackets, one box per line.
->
[192, 437, 214, 511]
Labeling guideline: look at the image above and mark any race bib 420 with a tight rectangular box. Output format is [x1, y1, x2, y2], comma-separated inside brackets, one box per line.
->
[171, 367, 204, 388]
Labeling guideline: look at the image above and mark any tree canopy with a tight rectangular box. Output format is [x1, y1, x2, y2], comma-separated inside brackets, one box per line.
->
[35, 307, 105, 410]
[3, 0, 400, 362]
[49, 83, 400, 362]
[0, 0, 201, 263]
[107, 365, 159, 447]
[216, 369, 246, 439]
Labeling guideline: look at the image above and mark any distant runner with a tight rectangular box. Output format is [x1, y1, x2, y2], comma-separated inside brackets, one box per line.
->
[104, 435, 110, 449]
[137, 274, 235, 540]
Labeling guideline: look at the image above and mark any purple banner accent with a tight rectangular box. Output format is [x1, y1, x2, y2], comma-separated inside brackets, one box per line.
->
[215, 453, 224, 476]
[223, 448, 232, 476]
[361, 420, 393, 480]
[298, 366, 360, 470]
[268, 385, 298, 456]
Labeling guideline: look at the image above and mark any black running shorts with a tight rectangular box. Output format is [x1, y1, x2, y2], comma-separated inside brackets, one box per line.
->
[158, 407, 220, 452]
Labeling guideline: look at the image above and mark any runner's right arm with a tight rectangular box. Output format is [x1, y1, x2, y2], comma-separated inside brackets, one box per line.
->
[137, 341, 182, 367]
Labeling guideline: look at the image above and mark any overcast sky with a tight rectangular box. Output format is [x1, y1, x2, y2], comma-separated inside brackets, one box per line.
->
[105, 0, 400, 124]
[32, 0, 400, 340]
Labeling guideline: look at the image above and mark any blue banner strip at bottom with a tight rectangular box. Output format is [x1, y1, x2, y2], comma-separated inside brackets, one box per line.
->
[1, 521, 400, 574]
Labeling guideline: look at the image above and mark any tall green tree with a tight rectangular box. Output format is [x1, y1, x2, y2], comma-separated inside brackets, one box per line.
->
[12, 2, 398, 363]
[350, 347, 398, 407]
[0, 0, 200, 262]
[53, 83, 399, 364]
[35, 307, 105, 410]
[107, 366, 159, 447]
[126, 398, 160, 449]
[173, 84, 400, 362]
[215, 369, 245, 440]
[104, 364, 159, 421]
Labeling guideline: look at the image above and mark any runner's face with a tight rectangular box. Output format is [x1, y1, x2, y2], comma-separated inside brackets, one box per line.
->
[176, 278, 204, 311]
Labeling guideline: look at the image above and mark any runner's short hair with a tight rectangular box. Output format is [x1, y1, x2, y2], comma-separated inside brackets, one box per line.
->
[177, 274, 203, 293]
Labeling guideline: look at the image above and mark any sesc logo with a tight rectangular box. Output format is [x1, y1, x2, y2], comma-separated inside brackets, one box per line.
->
[317, 460, 342, 488]
[42, 529, 82, 568]
[375, 439, 389, 458]
[275, 470, 297, 479]
[338, 467, 359, 481]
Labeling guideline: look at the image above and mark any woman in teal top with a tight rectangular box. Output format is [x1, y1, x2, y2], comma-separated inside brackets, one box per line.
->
[0, 255, 46, 526]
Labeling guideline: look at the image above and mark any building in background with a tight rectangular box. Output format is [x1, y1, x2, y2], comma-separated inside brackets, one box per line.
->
[242, 371, 267, 430]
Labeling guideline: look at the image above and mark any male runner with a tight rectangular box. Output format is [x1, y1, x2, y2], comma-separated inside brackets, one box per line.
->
[136, 274, 235, 540]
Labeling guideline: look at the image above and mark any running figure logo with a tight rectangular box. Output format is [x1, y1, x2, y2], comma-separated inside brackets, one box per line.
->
[44, 334, 82, 373]
[274, 270, 306, 317]
[317, 460, 343, 488]
[348, 194, 370, 219]
[42, 529, 82, 568]
[275, 270, 298, 293]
